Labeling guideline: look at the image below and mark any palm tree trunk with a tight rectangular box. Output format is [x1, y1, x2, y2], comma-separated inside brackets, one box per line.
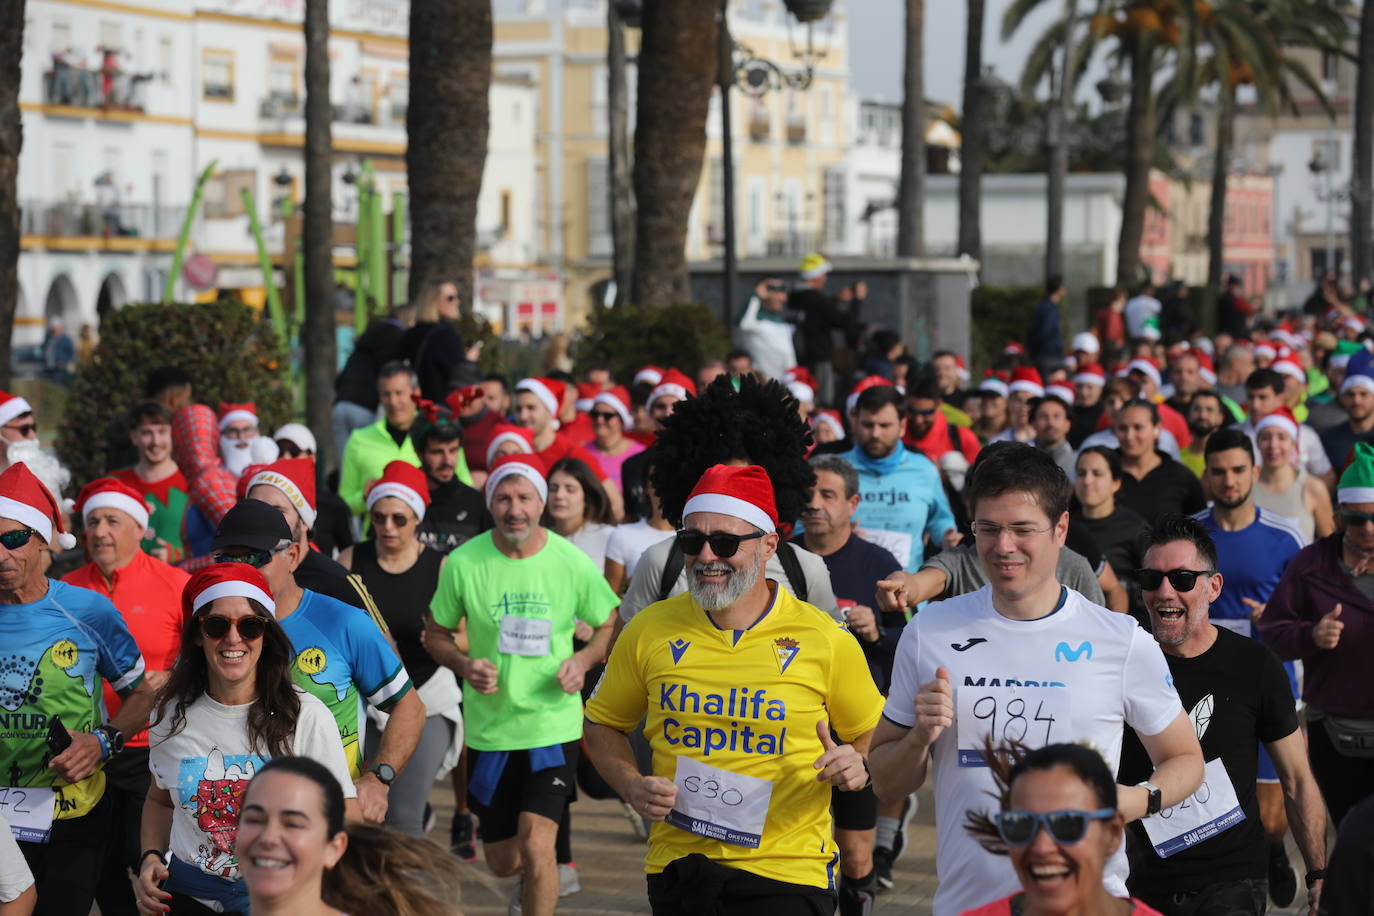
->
[407, 0, 492, 309]
[897, 0, 925, 257]
[608, 1, 635, 307]
[957, 0, 985, 262]
[630, 0, 716, 307]
[0, 1, 26, 389]
[1353, 0, 1374, 285]
[1207, 82, 1235, 288]
[1117, 34, 1154, 287]
[1045, 0, 1076, 280]
[302, 0, 336, 471]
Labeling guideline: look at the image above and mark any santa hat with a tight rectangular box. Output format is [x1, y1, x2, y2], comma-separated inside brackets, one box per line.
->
[1272, 354, 1307, 385]
[1340, 348, 1374, 394]
[783, 366, 818, 390]
[574, 382, 599, 413]
[978, 369, 1009, 398]
[1003, 341, 1026, 357]
[485, 424, 535, 468]
[218, 402, 258, 431]
[1346, 316, 1367, 335]
[649, 369, 696, 407]
[485, 453, 547, 507]
[1126, 358, 1162, 389]
[0, 462, 76, 549]
[366, 460, 431, 521]
[515, 377, 567, 418]
[682, 464, 778, 533]
[1255, 406, 1299, 442]
[847, 375, 895, 412]
[1071, 332, 1100, 355]
[0, 391, 33, 429]
[1254, 342, 1277, 361]
[592, 386, 634, 427]
[813, 410, 845, 441]
[1194, 337, 1215, 356]
[954, 354, 970, 382]
[634, 366, 665, 387]
[786, 379, 815, 405]
[1139, 316, 1162, 341]
[75, 477, 151, 531]
[1196, 352, 1217, 386]
[1073, 363, 1106, 387]
[1046, 382, 1076, 405]
[1008, 367, 1044, 397]
[183, 562, 275, 618]
[272, 423, 317, 455]
[1338, 441, 1374, 504]
[240, 458, 317, 529]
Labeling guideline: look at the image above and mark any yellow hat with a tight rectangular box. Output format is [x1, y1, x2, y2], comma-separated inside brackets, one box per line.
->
[799, 253, 831, 280]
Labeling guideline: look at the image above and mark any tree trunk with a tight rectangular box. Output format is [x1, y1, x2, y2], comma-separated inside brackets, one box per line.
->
[0, 1, 26, 390]
[1045, 0, 1076, 280]
[956, 0, 984, 262]
[1352, 0, 1374, 285]
[407, 0, 492, 310]
[1207, 82, 1235, 288]
[608, 1, 635, 307]
[303, 0, 337, 472]
[1116, 34, 1154, 287]
[631, 0, 716, 307]
[897, 0, 925, 258]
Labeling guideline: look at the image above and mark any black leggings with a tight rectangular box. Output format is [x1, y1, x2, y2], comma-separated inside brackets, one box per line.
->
[647, 854, 836, 916]
[1308, 718, 1374, 827]
[19, 792, 111, 916]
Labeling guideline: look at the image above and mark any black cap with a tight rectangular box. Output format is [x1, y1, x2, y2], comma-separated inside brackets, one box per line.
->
[213, 499, 293, 552]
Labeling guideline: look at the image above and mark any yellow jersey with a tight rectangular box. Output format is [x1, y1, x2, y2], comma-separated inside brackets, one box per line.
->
[586, 582, 884, 889]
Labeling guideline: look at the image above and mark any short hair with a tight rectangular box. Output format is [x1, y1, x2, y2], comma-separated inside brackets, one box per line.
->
[416, 422, 462, 452]
[629, 380, 654, 409]
[1188, 389, 1224, 413]
[1010, 743, 1117, 811]
[855, 385, 904, 416]
[808, 454, 859, 500]
[1245, 368, 1286, 397]
[1143, 513, 1219, 573]
[871, 329, 902, 355]
[129, 400, 174, 428]
[1203, 427, 1255, 463]
[144, 366, 192, 398]
[1076, 445, 1122, 480]
[1045, 275, 1065, 296]
[1104, 376, 1141, 400]
[1117, 398, 1159, 426]
[378, 360, 419, 388]
[482, 372, 508, 391]
[966, 441, 1072, 521]
[932, 350, 958, 363]
[547, 369, 574, 385]
[726, 348, 753, 364]
[908, 376, 942, 402]
[1030, 395, 1070, 421]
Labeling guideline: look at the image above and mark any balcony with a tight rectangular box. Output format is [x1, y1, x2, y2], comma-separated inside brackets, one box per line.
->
[766, 231, 821, 259]
[786, 112, 806, 145]
[42, 57, 155, 112]
[21, 200, 186, 247]
[749, 110, 770, 142]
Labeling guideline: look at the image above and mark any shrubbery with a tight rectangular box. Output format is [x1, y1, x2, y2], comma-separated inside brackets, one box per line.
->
[573, 303, 729, 383]
[970, 284, 1043, 372]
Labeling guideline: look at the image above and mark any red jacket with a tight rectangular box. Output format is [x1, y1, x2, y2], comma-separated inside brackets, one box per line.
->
[904, 410, 981, 465]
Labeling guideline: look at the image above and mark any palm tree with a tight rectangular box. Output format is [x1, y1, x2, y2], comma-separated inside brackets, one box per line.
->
[0, 1, 26, 388]
[897, 0, 925, 257]
[608, 1, 635, 307]
[630, 0, 716, 306]
[1354, 0, 1374, 284]
[302, 0, 336, 469]
[958, 0, 986, 262]
[407, 0, 491, 310]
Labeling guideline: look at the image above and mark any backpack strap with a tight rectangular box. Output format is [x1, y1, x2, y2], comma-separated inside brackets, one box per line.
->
[658, 537, 686, 602]
[776, 540, 809, 603]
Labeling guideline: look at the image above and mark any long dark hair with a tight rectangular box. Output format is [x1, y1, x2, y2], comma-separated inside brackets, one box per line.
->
[543, 457, 614, 526]
[151, 599, 301, 757]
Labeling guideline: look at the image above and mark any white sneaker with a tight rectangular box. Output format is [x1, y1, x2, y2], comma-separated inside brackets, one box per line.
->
[507, 875, 523, 915]
[558, 862, 581, 896]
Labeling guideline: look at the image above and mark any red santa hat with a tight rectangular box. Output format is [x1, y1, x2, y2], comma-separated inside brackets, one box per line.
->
[1253, 341, 1278, 361]
[1196, 351, 1217, 386]
[1071, 332, 1101, 355]
[0, 390, 34, 429]
[978, 369, 1009, 398]
[1126, 358, 1163, 389]
[1271, 354, 1307, 385]
[682, 464, 778, 533]
[485, 424, 535, 467]
[485, 453, 547, 507]
[75, 477, 151, 531]
[514, 377, 567, 418]
[846, 375, 895, 412]
[1073, 363, 1106, 387]
[592, 386, 634, 427]
[1255, 405, 1299, 442]
[954, 354, 970, 382]
[366, 460, 431, 521]
[1007, 367, 1045, 397]
[574, 382, 600, 413]
[1003, 341, 1026, 357]
[218, 402, 259, 431]
[783, 366, 818, 390]
[183, 562, 276, 618]
[786, 379, 815, 405]
[240, 457, 318, 529]
[649, 369, 696, 407]
[0, 462, 76, 549]
[813, 410, 845, 441]
[634, 365, 665, 387]
[1046, 381, 1076, 405]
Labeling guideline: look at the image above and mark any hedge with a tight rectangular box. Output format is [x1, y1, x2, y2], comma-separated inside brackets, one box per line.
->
[572, 303, 729, 384]
[970, 284, 1044, 373]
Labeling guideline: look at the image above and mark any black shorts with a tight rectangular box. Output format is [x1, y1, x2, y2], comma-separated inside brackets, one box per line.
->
[831, 783, 879, 831]
[467, 741, 579, 843]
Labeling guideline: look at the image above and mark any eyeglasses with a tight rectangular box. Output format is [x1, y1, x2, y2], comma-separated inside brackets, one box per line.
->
[590, 411, 620, 422]
[676, 529, 766, 558]
[971, 522, 1054, 540]
[0, 528, 38, 550]
[4, 423, 36, 439]
[213, 546, 286, 569]
[1134, 568, 1212, 592]
[370, 512, 412, 529]
[906, 406, 939, 417]
[1342, 511, 1374, 528]
[994, 808, 1116, 846]
[199, 614, 268, 641]
[276, 442, 303, 458]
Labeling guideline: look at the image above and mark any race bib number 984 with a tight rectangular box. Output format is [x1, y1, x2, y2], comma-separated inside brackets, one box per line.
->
[957, 686, 1073, 767]
[665, 756, 773, 848]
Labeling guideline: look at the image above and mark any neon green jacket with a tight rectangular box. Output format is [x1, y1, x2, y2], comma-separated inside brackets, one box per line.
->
[339, 419, 472, 515]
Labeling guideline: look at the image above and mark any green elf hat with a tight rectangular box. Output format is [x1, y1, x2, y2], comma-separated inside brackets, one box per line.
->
[1337, 440, 1374, 505]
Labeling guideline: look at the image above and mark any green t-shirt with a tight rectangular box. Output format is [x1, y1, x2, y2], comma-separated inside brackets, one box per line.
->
[430, 530, 619, 751]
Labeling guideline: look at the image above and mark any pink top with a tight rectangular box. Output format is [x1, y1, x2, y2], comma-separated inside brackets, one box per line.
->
[582, 438, 645, 489]
[961, 894, 1164, 916]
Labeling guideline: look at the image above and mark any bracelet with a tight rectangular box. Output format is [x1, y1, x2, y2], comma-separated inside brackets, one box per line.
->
[861, 758, 873, 790]
[93, 729, 111, 761]
[139, 849, 165, 870]
[1305, 869, 1326, 888]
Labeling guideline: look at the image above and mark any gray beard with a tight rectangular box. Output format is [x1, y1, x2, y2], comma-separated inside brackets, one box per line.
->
[687, 554, 762, 611]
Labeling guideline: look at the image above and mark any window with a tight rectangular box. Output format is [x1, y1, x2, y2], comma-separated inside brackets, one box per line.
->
[710, 157, 726, 240]
[202, 49, 235, 101]
[159, 35, 174, 85]
[50, 19, 71, 53]
[823, 167, 846, 245]
[203, 168, 256, 219]
[500, 190, 511, 230]
[269, 56, 298, 102]
[586, 157, 611, 257]
[99, 19, 124, 52]
[747, 178, 766, 255]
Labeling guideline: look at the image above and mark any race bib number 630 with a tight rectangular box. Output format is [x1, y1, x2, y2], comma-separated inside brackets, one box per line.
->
[665, 756, 773, 848]
[957, 686, 1073, 767]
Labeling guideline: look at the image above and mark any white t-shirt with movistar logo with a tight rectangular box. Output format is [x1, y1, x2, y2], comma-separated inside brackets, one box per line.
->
[884, 586, 1181, 916]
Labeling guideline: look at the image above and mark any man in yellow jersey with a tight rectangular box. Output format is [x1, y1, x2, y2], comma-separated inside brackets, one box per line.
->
[586, 464, 884, 915]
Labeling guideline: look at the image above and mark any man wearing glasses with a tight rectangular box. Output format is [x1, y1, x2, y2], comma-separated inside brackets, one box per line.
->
[0, 390, 38, 444]
[585, 464, 883, 915]
[211, 499, 422, 824]
[1120, 515, 1326, 916]
[868, 443, 1203, 916]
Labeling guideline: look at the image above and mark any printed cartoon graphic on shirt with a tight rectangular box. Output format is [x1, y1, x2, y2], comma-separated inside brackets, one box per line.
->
[177, 749, 259, 878]
[1, 638, 99, 785]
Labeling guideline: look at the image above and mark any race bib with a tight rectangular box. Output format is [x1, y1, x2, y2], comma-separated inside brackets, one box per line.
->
[665, 756, 773, 848]
[856, 528, 914, 569]
[957, 686, 1073, 767]
[1141, 757, 1245, 858]
[1213, 618, 1252, 638]
[498, 615, 552, 657]
[0, 786, 55, 844]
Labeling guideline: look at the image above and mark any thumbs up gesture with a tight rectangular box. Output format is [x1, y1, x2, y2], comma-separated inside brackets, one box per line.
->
[915, 666, 955, 749]
[1313, 604, 1345, 650]
[813, 720, 869, 791]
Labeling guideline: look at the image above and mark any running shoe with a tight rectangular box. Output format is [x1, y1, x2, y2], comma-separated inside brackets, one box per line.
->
[1268, 842, 1297, 908]
[450, 811, 477, 861]
[558, 862, 581, 897]
[872, 845, 896, 891]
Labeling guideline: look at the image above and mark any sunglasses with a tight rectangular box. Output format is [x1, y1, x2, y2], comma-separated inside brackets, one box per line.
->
[4, 423, 37, 438]
[995, 808, 1116, 846]
[590, 411, 620, 422]
[676, 529, 766, 558]
[906, 406, 939, 417]
[1134, 568, 1211, 592]
[1342, 511, 1374, 528]
[213, 547, 284, 569]
[371, 512, 412, 529]
[0, 528, 38, 550]
[199, 614, 268, 641]
[277, 442, 303, 458]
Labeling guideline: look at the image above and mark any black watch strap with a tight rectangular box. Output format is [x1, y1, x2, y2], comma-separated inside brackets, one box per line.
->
[1305, 869, 1326, 888]
[139, 849, 164, 870]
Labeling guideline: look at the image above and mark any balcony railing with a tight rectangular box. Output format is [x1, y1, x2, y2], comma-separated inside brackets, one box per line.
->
[765, 231, 821, 259]
[42, 59, 155, 111]
[21, 200, 186, 239]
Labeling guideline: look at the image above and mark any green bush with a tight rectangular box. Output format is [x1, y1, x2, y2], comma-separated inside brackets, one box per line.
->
[572, 303, 729, 384]
[970, 284, 1041, 374]
[57, 302, 292, 487]
[452, 312, 503, 375]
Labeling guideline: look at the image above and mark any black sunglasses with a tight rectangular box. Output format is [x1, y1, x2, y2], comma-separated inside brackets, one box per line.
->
[370, 512, 412, 529]
[200, 614, 268, 641]
[213, 547, 284, 569]
[676, 529, 766, 558]
[906, 406, 938, 417]
[4, 423, 37, 438]
[0, 528, 38, 550]
[1135, 568, 1211, 592]
[1342, 511, 1374, 528]
[995, 808, 1115, 846]
[589, 411, 620, 422]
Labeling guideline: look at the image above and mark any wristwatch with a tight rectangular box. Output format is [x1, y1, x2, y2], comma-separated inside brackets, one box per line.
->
[95, 724, 126, 760]
[1137, 781, 1162, 816]
[1305, 869, 1326, 888]
[370, 763, 396, 786]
